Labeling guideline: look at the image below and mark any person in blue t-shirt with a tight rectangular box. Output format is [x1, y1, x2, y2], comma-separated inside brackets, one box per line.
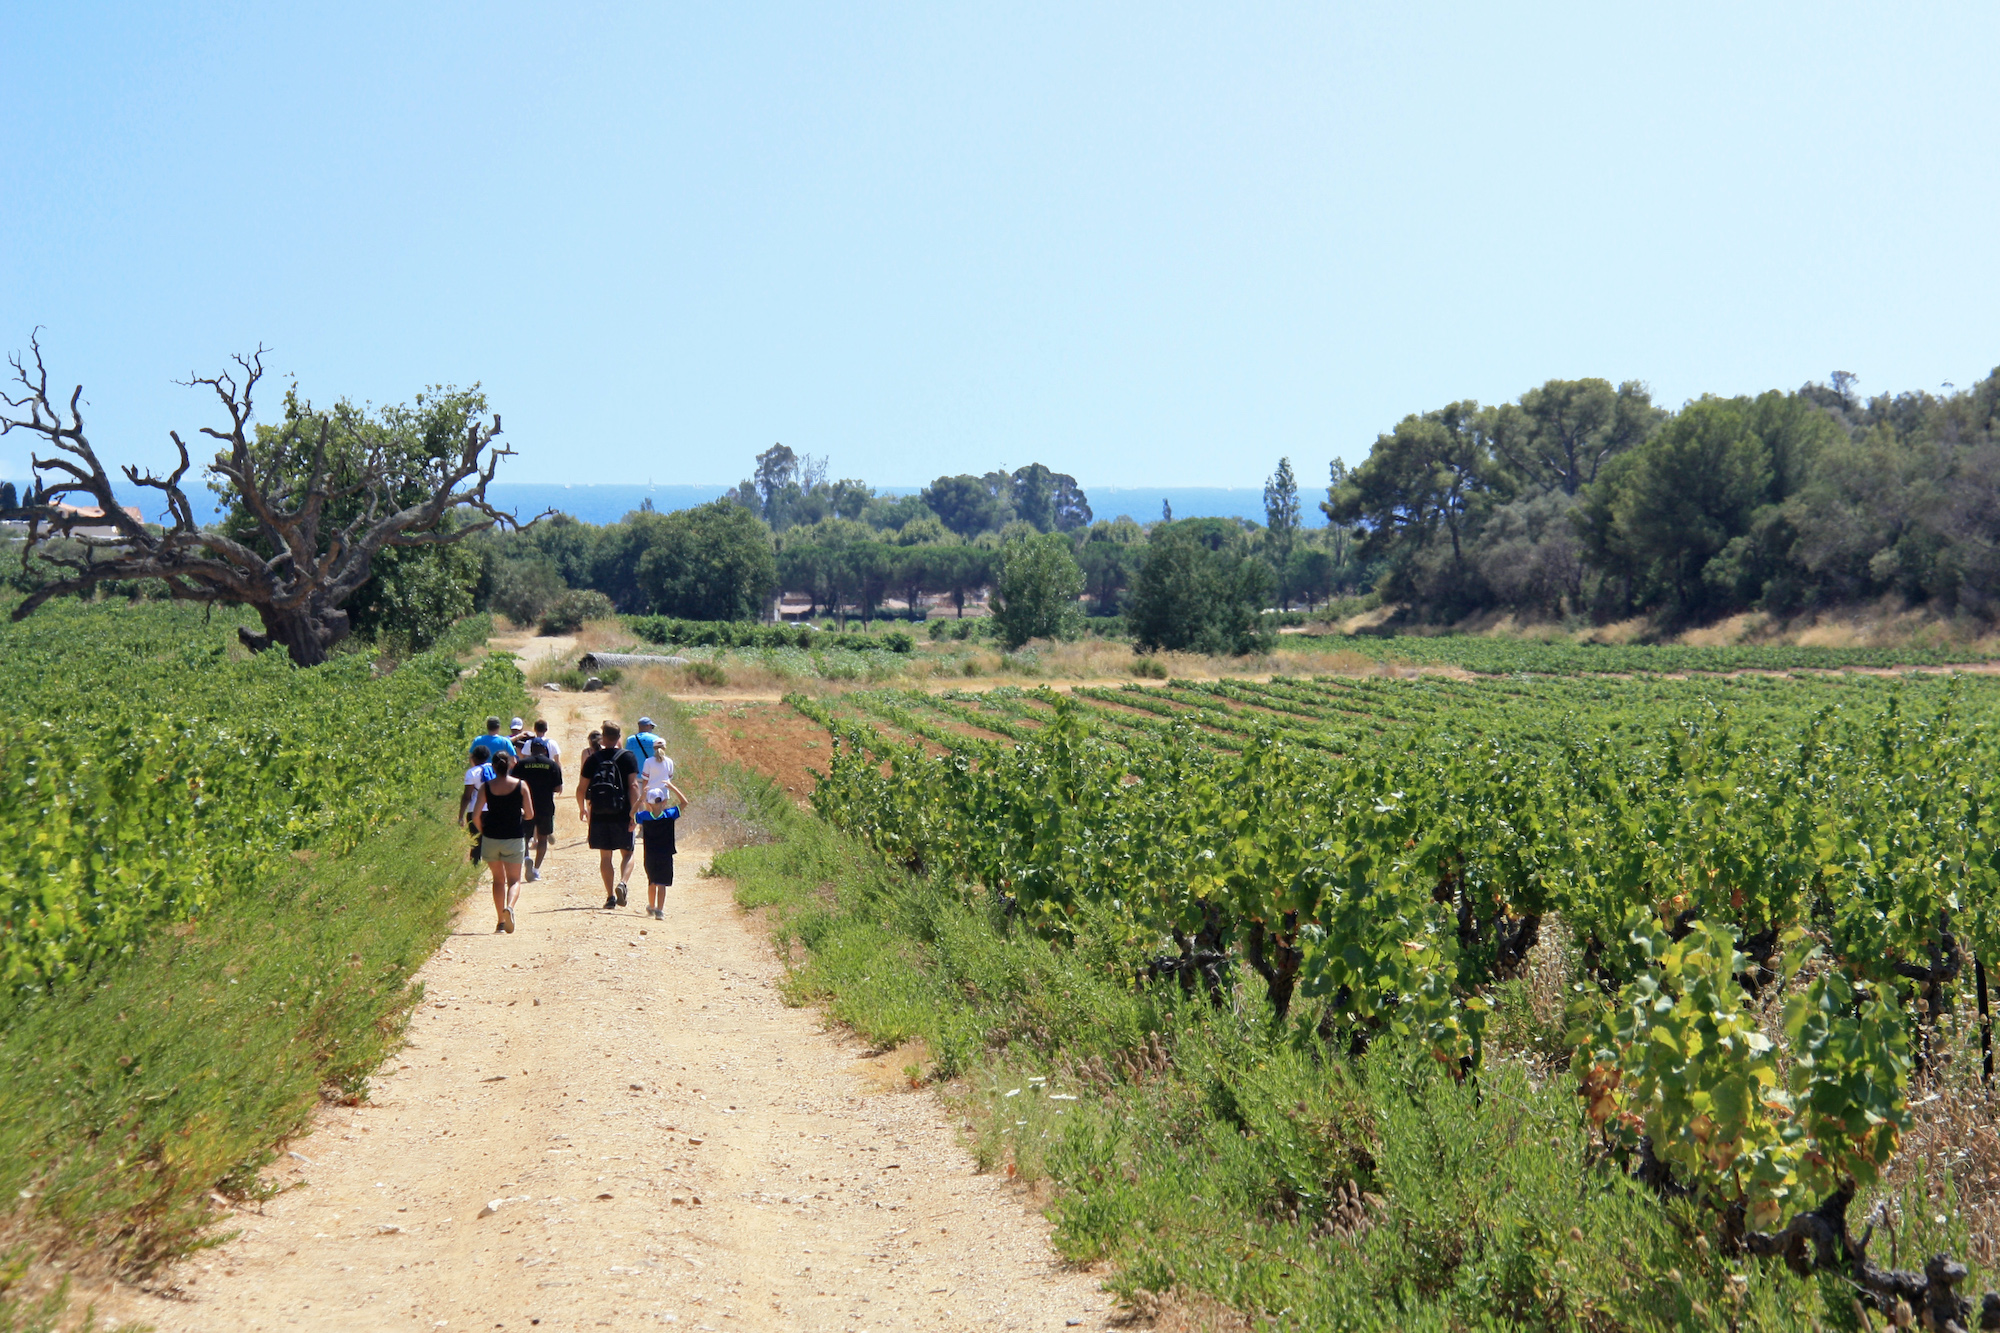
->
[624, 717, 664, 769]
[471, 715, 517, 761]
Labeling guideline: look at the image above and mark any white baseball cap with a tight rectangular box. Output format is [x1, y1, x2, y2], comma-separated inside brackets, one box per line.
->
[646, 787, 667, 803]
[509, 717, 524, 730]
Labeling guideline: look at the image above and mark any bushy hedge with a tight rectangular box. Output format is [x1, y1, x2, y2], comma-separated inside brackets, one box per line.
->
[628, 616, 913, 653]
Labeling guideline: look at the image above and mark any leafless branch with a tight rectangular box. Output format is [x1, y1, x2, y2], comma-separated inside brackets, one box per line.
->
[2, 334, 533, 664]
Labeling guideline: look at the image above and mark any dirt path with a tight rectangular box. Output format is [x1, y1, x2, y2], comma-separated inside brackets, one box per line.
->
[114, 695, 1112, 1332]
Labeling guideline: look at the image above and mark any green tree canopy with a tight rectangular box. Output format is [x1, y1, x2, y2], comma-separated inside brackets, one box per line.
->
[1578, 393, 1840, 619]
[921, 474, 1005, 537]
[1328, 401, 1504, 612]
[990, 531, 1084, 649]
[1263, 456, 1301, 606]
[635, 500, 777, 620]
[1485, 378, 1661, 495]
[1129, 522, 1273, 656]
[213, 383, 499, 651]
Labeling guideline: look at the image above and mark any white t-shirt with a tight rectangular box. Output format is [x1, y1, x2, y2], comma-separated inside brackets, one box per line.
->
[642, 755, 675, 793]
[528, 733, 562, 761]
[462, 762, 494, 813]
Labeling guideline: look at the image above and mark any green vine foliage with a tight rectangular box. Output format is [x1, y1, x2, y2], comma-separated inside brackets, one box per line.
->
[0, 598, 518, 997]
[1573, 915, 1909, 1231]
[798, 672, 2000, 1247]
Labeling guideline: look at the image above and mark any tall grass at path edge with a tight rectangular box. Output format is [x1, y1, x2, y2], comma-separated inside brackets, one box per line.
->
[0, 797, 487, 1327]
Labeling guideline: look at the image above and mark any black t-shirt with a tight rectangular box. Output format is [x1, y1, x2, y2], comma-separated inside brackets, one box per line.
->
[638, 812, 677, 859]
[514, 752, 562, 804]
[583, 749, 638, 820]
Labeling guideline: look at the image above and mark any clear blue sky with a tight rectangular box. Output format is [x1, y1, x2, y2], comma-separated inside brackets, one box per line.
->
[5, 3, 1997, 495]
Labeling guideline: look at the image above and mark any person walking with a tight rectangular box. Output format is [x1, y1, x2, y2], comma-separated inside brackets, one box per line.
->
[625, 716, 665, 770]
[513, 728, 564, 882]
[636, 780, 689, 921]
[471, 716, 517, 761]
[582, 729, 603, 762]
[529, 717, 563, 761]
[462, 745, 495, 864]
[580, 720, 640, 909]
[642, 737, 674, 797]
[473, 753, 536, 933]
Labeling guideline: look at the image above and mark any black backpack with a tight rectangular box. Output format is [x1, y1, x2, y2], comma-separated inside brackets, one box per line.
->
[587, 753, 629, 817]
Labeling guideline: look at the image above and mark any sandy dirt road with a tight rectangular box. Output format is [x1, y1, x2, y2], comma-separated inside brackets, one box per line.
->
[115, 695, 1113, 1332]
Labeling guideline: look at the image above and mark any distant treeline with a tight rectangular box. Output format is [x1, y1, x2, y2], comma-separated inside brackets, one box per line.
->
[1330, 370, 2000, 624]
[475, 447, 1369, 635]
[10, 366, 1994, 648]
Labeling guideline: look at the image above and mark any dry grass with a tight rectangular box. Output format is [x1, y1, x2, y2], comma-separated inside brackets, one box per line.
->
[1890, 1080, 2000, 1270]
[1372, 595, 2000, 654]
[1116, 1287, 1258, 1331]
[1874, 1002, 2000, 1273]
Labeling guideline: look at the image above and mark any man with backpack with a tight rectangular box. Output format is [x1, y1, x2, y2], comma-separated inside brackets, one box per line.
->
[512, 725, 564, 882]
[579, 720, 641, 909]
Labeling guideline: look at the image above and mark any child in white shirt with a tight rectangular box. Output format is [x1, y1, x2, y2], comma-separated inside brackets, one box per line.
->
[642, 739, 675, 796]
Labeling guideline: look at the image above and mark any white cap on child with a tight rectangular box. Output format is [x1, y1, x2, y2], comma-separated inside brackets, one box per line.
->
[647, 787, 666, 803]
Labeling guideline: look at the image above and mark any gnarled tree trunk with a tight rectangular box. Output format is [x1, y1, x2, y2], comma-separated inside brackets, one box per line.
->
[1, 332, 543, 665]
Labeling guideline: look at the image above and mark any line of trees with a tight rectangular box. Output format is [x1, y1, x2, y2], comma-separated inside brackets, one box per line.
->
[1330, 370, 2000, 624]
[18, 362, 1990, 656]
[474, 456, 1372, 651]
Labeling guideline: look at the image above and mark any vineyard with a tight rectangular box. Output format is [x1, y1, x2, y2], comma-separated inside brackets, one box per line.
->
[0, 597, 517, 1297]
[778, 667, 2000, 1328]
[0, 600, 514, 994]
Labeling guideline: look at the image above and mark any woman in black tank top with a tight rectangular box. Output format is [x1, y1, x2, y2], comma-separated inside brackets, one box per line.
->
[474, 754, 537, 933]
[481, 781, 526, 839]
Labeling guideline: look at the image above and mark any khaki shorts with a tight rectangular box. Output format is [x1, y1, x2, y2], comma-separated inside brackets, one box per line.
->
[481, 836, 527, 865]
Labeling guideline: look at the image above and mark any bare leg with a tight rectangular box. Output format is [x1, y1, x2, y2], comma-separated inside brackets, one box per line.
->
[503, 864, 524, 914]
[598, 850, 616, 896]
[489, 862, 506, 924]
[649, 880, 666, 913]
[533, 833, 550, 868]
[618, 847, 634, 885]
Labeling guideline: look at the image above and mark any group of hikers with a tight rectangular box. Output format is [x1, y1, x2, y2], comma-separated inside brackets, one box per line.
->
[460, 713, 690, 933]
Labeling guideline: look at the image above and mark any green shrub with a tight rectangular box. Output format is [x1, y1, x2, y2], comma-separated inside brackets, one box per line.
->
[538, 589, 615, 635]
[627, 616, 912, 653]
[0, 602, 515, 993]
[1129, 654, 1168, 679]
[686, 660, 728, 687]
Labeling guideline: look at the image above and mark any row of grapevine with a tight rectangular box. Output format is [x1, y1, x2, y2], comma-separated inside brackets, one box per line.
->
[0, 600, 520, 996]
[1306, 633, 1995, 674]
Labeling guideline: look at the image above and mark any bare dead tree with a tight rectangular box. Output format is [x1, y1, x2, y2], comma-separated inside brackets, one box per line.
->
[0, 331, 541, 665]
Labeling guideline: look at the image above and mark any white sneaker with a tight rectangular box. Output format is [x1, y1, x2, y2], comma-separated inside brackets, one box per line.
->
[525, 862, 540, 882]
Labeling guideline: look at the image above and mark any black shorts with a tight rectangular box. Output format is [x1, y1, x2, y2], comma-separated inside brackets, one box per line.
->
[587, 819, 634, 852]
[644, 853, 674, 887]
[531, 803, 556, 838]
